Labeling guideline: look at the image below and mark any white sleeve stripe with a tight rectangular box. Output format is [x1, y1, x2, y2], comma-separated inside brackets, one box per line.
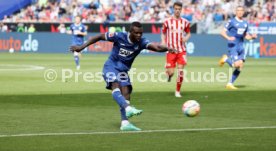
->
[105, 32, 108, 40]
[146, 43, 151, 49]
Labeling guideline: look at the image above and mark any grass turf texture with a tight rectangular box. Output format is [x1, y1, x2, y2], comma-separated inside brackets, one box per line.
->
[0, 53, 275, 151]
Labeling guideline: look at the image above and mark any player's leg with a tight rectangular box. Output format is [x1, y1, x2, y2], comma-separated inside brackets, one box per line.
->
[226, 49, 245, 89]
[219, 45, 235, 67]
[231, 60, 243, 83]
[103, 67, 141, 131]
[119, 76, 142, 119]
[165, 53, 176, 82]
[175, 52, 187, 97]
[73, 51, 80, 70]
[102, 64, 129, 109]
[219, 54, 234, 67]
[166, 68, 174, 82]
[120, 86, 131, 105]
[109, 83, 141, 131]
[230, 50, 244, 84]
[110, 82, 129, 109]
[175, 64, 184, 97]
[119, 86, 131, 122]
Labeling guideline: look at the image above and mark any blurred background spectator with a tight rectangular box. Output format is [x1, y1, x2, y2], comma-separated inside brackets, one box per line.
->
[28, 23, 36, 32]
[0, 22, 9, 32]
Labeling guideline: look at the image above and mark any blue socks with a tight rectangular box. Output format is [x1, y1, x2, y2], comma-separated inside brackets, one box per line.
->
[74, 55, 80, 66]
[112, 88, 128, 108]
[112, 88, 129, 121]
[231, 69, 241, 83]
[225, 58, 233, 67]
[120, 107, 127, 120]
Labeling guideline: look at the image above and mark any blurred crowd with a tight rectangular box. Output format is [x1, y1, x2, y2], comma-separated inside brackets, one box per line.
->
[1, 0, 276, 23]
[0, 0, 276, 33]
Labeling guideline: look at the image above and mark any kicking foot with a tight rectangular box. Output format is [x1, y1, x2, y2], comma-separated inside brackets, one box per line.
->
[226, 83, 238, 90]
[126, 106, 143, 118]
[219, 55, 228, 67]
[76, 65, 80, 70]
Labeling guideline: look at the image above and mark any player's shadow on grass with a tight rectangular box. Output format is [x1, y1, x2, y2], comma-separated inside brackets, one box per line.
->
[235, 85, 246, 88]
[0, 90, 274, 107]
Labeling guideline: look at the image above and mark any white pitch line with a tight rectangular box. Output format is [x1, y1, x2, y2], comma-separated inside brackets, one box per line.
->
[0, 126, 276, 138]
[0, 64, 45, 71]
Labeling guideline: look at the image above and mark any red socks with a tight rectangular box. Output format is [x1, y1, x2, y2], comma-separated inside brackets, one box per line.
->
[176, 70, 183, 92]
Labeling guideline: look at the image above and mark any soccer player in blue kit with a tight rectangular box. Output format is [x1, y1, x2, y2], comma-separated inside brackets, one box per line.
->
[219, 6, 257, 90]
[70, 22, 177, 131]
[67, 15, 87, 70]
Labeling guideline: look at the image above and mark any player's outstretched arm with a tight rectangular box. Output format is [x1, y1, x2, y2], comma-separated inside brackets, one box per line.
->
[70, 34, 106, 52]
[147, 44, 178, 53]
[77, 31, 87, 36]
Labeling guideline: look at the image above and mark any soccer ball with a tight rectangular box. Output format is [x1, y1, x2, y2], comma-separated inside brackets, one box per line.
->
[182, 100, 200, 117]
[9, 48, 14, 53]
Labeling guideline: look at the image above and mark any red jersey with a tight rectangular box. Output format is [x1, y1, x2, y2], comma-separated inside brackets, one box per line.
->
[162, 17, 190, 53]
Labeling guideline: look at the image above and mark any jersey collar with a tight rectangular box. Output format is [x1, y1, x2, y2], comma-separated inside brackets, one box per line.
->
[74, 23, 81, 26]
[127, 32, 134, 44]
[235, 17, 243, 22]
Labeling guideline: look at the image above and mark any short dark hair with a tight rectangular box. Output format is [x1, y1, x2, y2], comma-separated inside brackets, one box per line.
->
[130, 21, 142, 32]
[131, 21, 142, 28]
[173, 2, 183, 8]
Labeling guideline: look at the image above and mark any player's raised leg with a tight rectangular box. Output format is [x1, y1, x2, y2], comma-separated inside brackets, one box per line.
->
[219, 54, 233, 67]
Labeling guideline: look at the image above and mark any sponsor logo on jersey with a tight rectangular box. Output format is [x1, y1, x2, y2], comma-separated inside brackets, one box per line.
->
[119, 48, 134, 57]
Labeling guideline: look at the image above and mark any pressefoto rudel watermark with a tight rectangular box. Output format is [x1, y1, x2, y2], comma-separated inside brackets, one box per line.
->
[44, 68, 233, 83]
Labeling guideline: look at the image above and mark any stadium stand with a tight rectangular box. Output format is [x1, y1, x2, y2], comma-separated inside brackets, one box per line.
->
[0, 0, 275, 33]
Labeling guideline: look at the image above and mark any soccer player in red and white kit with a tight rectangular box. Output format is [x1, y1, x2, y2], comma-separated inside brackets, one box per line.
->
[161, 2, 191, 97]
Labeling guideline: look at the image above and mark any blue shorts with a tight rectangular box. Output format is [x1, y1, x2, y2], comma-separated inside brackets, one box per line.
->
[228, 43, 246, 62]
[102, 63, 132, 92]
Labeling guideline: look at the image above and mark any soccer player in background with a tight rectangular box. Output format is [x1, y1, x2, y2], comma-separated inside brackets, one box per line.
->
[67, 15, 87, 70]
[161, 2, 191, 97]
[219, 6, 257, 89]
[70, 22, 177, 131]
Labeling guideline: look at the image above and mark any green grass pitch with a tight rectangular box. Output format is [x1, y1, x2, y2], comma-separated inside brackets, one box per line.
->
[0, 53, 275, 151]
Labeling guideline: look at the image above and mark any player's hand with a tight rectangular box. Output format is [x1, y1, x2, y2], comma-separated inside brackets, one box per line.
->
[70, 45, 83, 53]
[75, 31, 82, 35]
[182, 37, 188, 42]
[228, 37, 235, 41]
[251, 34, 257, 39]
[168, 48, 178, 54]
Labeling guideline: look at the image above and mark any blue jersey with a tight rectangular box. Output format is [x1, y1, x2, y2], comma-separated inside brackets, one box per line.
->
[104, 32, 150, 71]
[70, 23, 86, 46]
[225, 17, 248, 44]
